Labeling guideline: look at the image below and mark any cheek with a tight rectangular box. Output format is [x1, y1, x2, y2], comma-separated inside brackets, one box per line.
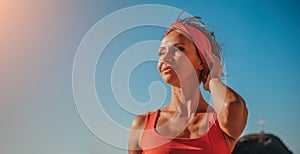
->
[157, 61, 162, 72]
[175, 54, 192, 68]
[176, 55, 200, 76]
[177, 52, 200, 68]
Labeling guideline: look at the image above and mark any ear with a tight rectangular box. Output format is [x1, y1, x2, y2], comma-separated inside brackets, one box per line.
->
[196, 62, 205, 71]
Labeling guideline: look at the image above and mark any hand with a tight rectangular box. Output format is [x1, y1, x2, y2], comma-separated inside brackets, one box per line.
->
[203, 51, 222, 91]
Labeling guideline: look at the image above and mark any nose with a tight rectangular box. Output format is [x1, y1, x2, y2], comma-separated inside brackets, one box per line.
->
[161, 55, 172, 63]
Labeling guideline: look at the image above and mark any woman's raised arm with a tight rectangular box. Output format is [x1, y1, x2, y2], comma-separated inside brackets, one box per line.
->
[204, 51, 248, 150]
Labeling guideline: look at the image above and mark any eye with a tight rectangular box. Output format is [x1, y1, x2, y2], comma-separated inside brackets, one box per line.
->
[158, 49, 166, 56]
[173, 46, 185, 52]
[178, 47, 185, 51]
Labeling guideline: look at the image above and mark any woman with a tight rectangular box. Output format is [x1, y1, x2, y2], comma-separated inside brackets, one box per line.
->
[128, 17, 248, 154]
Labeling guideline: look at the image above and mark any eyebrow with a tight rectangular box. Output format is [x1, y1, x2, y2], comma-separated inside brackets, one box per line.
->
[159, 42, 186, 49]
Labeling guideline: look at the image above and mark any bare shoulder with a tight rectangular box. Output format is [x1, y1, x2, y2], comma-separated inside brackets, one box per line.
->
[128, 113, 148, 153]
[130, 114, 148, 130]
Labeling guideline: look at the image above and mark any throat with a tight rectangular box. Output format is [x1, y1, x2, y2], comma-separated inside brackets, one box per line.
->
[169, 86, 209, 116]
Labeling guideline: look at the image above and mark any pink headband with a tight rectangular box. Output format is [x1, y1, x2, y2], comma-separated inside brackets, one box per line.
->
[165, 22, 212, 83]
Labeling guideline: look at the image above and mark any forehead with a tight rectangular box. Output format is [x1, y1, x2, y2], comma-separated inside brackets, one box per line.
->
[161, 30, 193, 45]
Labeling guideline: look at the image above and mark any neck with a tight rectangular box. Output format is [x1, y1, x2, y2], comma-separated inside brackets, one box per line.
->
[166, 84, 209, 118]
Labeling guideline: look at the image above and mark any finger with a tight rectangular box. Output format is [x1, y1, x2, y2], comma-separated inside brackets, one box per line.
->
[203, 52, 216, 70]
[205, 51, 219, 63]
[203, 74, 211, 91]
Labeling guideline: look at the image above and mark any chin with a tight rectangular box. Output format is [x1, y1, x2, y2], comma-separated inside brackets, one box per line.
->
[162, 75, 180, 87]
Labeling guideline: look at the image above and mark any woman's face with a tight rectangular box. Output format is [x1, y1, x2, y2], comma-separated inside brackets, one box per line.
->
[157, 30, 203, 87]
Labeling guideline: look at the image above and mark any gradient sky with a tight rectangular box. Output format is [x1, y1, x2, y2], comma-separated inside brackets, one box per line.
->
[1, 0, 300, 154]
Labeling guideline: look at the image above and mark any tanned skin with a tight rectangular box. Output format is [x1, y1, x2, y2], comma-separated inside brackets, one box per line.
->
[128, 31, 248, 154]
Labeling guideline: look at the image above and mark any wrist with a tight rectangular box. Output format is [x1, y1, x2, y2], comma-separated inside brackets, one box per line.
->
[208, 78, 221, 90]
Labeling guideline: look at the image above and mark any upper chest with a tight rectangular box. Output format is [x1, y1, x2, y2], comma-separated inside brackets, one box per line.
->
[154, 112, 211, 138]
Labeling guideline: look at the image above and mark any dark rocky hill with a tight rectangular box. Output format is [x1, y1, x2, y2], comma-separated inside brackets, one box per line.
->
[232, 132, 293, 154]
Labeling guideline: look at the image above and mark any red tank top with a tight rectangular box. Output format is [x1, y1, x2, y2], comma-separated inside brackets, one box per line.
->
[140, 110, 231, 154]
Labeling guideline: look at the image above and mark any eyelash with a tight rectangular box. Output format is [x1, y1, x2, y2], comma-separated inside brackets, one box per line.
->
[158, 46, 185, 56]
[158, 51, 164, 56]
[177, 47, 185, 51]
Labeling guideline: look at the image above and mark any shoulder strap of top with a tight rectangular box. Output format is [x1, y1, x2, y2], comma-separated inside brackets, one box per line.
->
[207, 111, 231, 153]
[143, 109, 160, 130]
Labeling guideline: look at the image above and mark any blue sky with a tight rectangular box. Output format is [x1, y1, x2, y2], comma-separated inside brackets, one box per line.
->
[1, 0, 299, 154]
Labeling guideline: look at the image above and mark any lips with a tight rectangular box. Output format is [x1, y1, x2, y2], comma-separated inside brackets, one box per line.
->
[161, 65, 174, 72]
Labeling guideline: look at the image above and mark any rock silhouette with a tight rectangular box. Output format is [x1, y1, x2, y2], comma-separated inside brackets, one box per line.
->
[232, 132, 293, 154]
